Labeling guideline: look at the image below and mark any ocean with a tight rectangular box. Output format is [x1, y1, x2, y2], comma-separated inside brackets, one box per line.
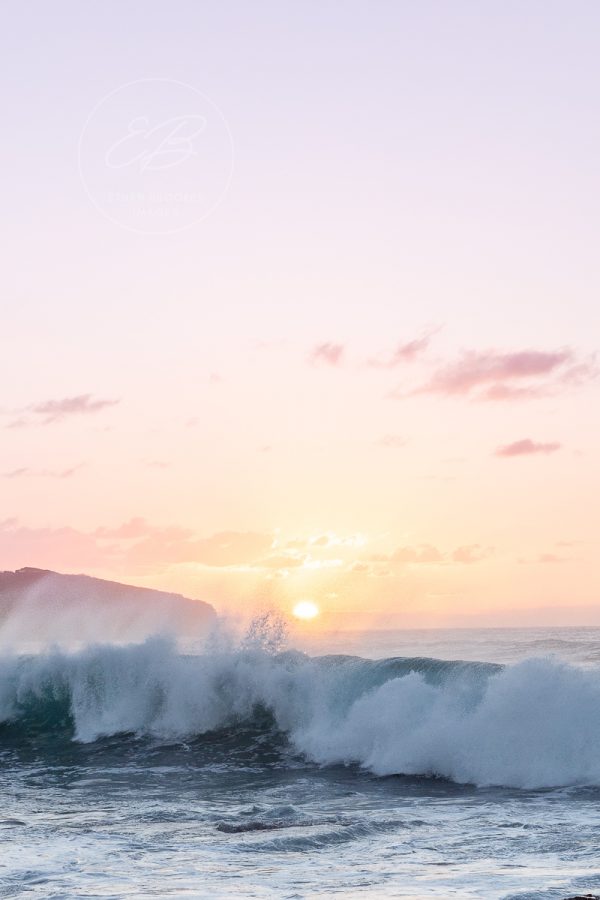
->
[2, 626, 600, 899]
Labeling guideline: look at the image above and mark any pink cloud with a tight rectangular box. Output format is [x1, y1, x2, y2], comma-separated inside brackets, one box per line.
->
[95, 518, 194, 542]
[495, 439, 561, 457]
[479, 383, 551, 401]
[0, 518, 274, 575]
[0, 522, 114, 571]
[31, 394, 119, 424]
[123, 530, 272, 569]
[419, 349, 572, 397]
[309, 342, 344, 366]
[368, 327, 438, 368]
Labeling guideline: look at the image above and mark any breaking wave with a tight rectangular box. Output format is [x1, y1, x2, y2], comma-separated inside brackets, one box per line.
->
[1, 636, 599, 790]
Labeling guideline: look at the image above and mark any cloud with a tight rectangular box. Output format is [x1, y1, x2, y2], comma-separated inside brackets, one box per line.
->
[309, 342, 344, 366]
[124, 530, 273, 569]
[369, 543, 492, 565]
[495, 439, 561, 458]
[420, 349, 569, 394]
[368, 327, 439, 368]
[452, 544, 492, 563]
[0, 521, 113, 571]
[3, 468, 29, 479]
[481, 383, 551, 401]
[30, 394, 119, 424]
[392, 544, 444, 563]
[411, 347, 595, 401]
[0, 517, 274, 575]
[94, 517, 178, 540]
[93, 520, 273, 569]
[376, 434, 407, 449]
[53, 465, 82, 478]
[0, 514, 494, 584]
[518, 551, 577, 564]
[3, 465, 82, 479]
[368, 544, 443, 564]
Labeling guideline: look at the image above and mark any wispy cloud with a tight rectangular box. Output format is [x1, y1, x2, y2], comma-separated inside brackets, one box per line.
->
[408, 347, 596, 401]
[31, 394, 119, 424]
[391, 544, 444, 563]
[309, 342, 344, 366]
[495, 439, 561, 457]
[518, 550, 579, 565]
[368, 327, 439, 368]
[368, 543, 493, 565]
[3, 465, 83, 479]
[376, 434, 407, 449]
[481, 383, 551, 401]
[452, 544, 492, 563]
[368, 544, 443, 564]
[3, 468, 29, 479]
[419, 348, 569, 395]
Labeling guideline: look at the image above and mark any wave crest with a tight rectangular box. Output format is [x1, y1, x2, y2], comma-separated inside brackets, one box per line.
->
[1, 638, 598, 789]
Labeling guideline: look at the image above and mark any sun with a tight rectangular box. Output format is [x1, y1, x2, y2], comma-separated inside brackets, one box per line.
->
[292, 600, 320, 621]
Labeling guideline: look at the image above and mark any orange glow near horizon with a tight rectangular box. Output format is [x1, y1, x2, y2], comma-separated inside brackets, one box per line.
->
[1, 6, 599, 631]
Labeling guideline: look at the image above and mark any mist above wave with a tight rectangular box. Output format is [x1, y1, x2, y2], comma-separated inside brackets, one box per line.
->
[0, 633, 598, 790]
[0, 568, 215, 648]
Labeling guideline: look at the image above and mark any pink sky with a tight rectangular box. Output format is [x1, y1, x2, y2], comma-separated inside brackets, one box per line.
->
[1, 2, 599, 626]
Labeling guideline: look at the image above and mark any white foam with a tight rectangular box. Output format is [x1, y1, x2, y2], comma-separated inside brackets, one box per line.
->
[1, 637, 599, 789]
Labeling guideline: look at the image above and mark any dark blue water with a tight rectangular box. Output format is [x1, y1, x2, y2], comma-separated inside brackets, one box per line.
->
[2, 631, 600, 898]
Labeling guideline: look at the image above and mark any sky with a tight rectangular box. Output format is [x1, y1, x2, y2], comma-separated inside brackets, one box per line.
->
[1, 1, 599, 627]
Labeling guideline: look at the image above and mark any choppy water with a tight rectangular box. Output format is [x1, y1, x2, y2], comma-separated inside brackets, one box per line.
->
[2, 628, 600, 899]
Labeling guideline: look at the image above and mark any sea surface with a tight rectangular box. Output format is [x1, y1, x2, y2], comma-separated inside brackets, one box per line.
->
[2, 626, 600, 899]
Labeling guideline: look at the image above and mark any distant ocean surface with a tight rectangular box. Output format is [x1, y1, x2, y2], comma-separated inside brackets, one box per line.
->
[299, 625, 600, 666]
[2, 626, 600, 899]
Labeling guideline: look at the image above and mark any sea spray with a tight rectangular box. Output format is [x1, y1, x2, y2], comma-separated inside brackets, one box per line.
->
[1, 635, 600, 789]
